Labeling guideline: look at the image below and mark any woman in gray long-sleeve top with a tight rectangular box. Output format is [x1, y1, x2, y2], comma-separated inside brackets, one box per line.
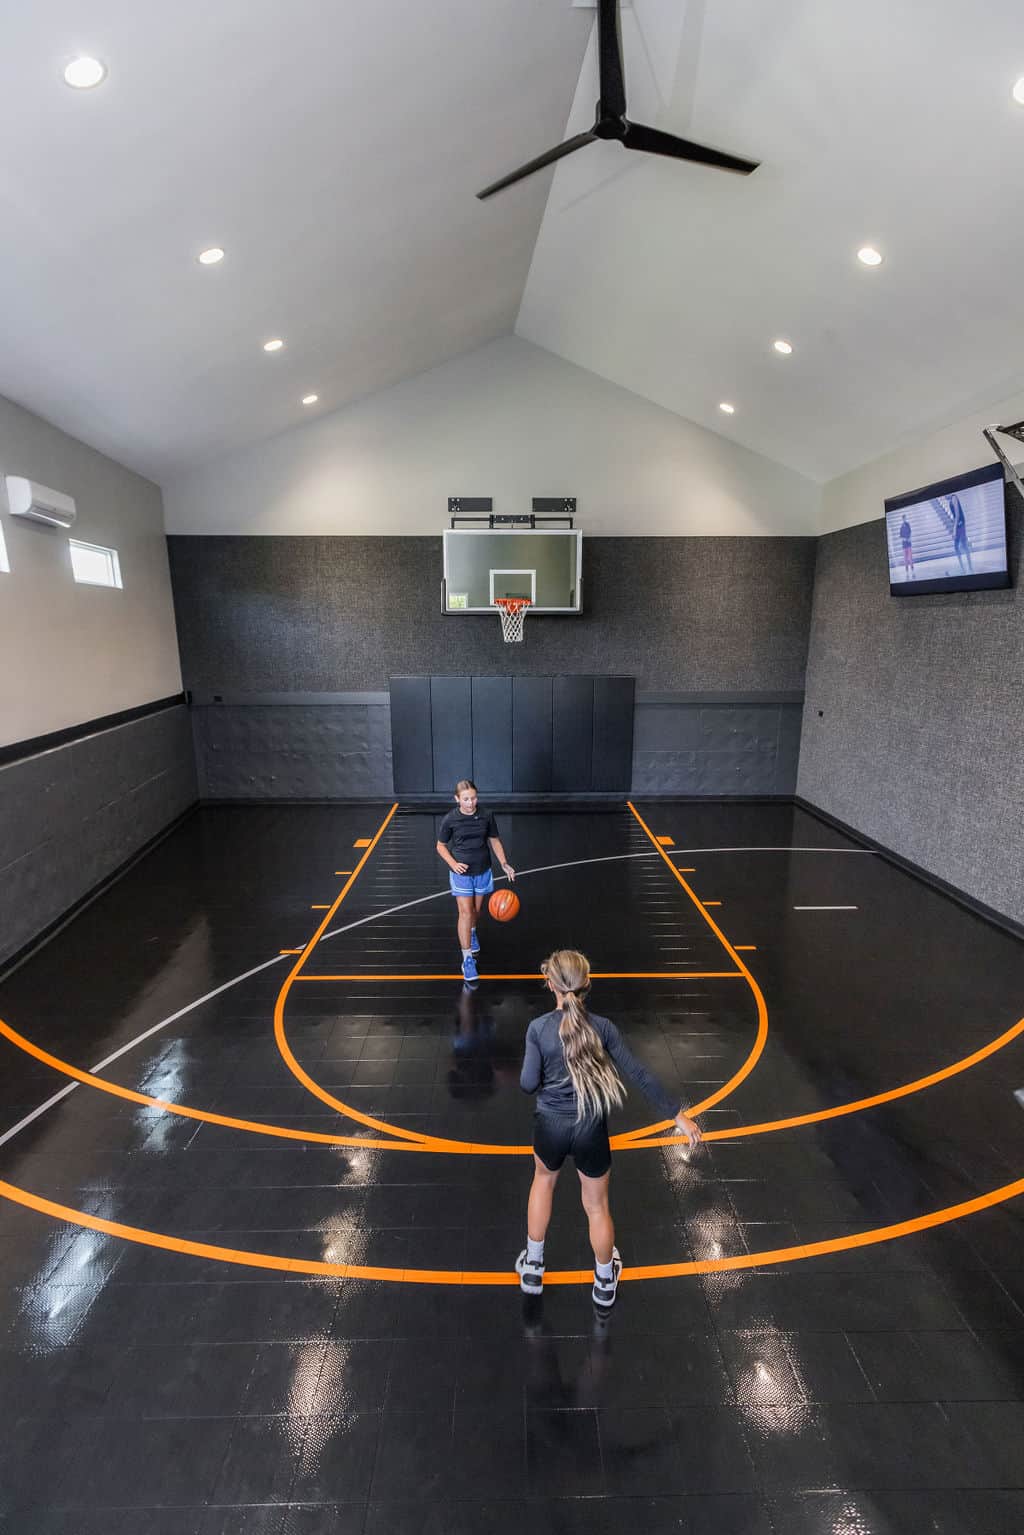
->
[516, 949, 702, 1308]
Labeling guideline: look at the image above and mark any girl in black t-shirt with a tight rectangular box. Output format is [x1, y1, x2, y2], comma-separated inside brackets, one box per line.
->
[435, 779, 515, 983]
[517, 949, 702, 1307]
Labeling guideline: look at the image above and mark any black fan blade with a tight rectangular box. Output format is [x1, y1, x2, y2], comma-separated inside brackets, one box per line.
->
[597, 0, 627, 120]
[476, 132, 596, 200]
[622, 120, 759, 175]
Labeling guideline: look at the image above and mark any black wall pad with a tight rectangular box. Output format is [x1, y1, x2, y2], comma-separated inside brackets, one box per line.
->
[593, 676, 637, 790]
[471, 677, 513, 792]
[552, 676, 595, 791]
[390, 678, 433, 794]
[390, 675, 635, 795]
[512, 677, 554, 792]
[430, 676, 473, 791]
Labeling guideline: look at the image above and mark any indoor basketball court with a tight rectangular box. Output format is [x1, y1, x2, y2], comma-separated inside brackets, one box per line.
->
[2, 2, 1023, 1531]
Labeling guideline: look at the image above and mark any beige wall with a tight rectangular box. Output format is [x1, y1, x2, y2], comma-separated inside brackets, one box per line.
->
[0, 394, 182, 747]
[822, 384, 1024, 533]
[163, 335, 821, 538]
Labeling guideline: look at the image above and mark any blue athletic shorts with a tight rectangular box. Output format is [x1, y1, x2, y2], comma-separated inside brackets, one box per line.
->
[449, 869, 495, 898]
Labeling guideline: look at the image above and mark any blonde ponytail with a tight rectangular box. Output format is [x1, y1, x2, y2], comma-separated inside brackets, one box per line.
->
[542, 949, 625, 1123]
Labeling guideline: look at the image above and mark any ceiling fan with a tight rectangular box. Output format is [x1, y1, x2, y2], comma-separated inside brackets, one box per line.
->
[477, 0, 759, 200]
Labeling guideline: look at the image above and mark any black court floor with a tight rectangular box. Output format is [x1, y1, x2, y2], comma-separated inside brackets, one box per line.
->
[0, 800, 1022, 1533]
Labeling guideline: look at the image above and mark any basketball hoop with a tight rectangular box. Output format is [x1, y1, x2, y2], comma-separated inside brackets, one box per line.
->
[494, 597, 531, 643]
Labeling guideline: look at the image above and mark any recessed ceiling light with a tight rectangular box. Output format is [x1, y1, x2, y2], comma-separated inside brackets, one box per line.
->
[773, 339, 793, 355]
[719, 401, 735, 415]
[302, 394, 319, 406]
[263, 338, 285, 352]
[198, 247, 224, 266]
[1013, 77, 1024, 106]
[64, 56, 106, 89]
[857, 245, 884, 266]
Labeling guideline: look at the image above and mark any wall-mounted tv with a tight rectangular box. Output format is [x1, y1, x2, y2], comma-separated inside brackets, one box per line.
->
[884, 462, 1010, 596]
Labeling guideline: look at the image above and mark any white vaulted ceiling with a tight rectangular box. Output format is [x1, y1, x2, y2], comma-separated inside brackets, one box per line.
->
[519, 0, 1024, 480]
[0, 0, 590, 479]
[3, 1, 1024, 487]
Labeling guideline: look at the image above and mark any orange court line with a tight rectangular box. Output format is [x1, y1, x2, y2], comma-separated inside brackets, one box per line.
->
[656, 835, 674, 845]
[279, 949, 305, 955]
[277, 799, 772, 1151]
[310, 905, 331, 910]
[677, 867, 695, 872]
[353, 838, 372, 848]
[735, 945, 757, 951]
[274, 803, 440, 1146]
[334, 871, 353, 876]
[702, 901, 722, 907]
[2, 1171, 1022, 1286]
[294, 971, 745, 983]
[625, 1012, 1024, 1147]
[0, 1015, 439, 1150]
[618, 802, 771, 1141]
[5, 1011, 1023, 1160]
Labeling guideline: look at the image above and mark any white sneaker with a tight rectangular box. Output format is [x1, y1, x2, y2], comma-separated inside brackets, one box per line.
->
[592, 1247, 622, 1308]
[515, 1249, 544, 1294]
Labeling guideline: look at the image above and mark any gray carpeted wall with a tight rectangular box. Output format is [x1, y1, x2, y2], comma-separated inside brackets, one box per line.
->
[0, 704, 197, 968]
[797, 496, 1023, 925]
[167, 535, 817, 798]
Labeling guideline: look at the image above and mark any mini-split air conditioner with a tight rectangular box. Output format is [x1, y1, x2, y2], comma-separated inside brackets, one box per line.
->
[4, 475, 77, 529]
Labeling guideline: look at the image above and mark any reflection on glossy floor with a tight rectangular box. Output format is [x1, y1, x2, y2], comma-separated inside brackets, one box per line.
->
[0, 801, 1022, 1533]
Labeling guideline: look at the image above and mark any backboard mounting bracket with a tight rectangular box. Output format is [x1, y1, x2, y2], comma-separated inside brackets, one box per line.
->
[982, 422, 1024, 502]
[448, 496, 575, 529]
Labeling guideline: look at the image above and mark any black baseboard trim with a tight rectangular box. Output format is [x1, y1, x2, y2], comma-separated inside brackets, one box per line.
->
[637, 691, 804, 706]
[0, 801, 200, 981]
[794, 796, 1024, 943]
[200, 796, 400, 809]
[199, 792, 794, 810]
[628, 794, 793, 803]
[0, 693, 187, 769]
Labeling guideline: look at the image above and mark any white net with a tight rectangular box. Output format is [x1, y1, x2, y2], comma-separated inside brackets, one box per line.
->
[495, 598, 530, 643]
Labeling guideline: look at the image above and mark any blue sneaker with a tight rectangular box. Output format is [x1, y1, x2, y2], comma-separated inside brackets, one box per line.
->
[461, 953, 479, 983]
[470, 928, 480, 955]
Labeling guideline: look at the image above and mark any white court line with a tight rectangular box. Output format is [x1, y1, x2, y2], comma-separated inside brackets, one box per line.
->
[0, 1085, 80, 1148]
[0, 953, 290, 1149]
[0, 849, 659, 1149]
[793, 905, 859, 911]
[3, 843, 869, 1150]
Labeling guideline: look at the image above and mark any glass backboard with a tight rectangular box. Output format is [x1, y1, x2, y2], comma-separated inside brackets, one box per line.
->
[442, 529, 582, 613]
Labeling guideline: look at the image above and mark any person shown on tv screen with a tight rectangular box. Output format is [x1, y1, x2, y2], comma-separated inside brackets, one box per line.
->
[899, 514, 914, 579]
[949, 493, 974, 574]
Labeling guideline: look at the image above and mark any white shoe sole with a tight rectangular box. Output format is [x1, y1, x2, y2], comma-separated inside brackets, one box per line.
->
[515, 1251, 544, 1293]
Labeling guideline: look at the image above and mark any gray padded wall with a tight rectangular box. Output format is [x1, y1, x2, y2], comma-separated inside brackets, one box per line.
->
[797, 497, 1024, 925]
[0, 704, 197, 967]
[169, 534, 813, 797]
[634, 696, 804, 796]
[167, 535, 816, 692]
[191, 696, 393, 799]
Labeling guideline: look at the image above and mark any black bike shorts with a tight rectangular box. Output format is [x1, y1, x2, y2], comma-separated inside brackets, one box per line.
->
[533, 1110, 611, 1179]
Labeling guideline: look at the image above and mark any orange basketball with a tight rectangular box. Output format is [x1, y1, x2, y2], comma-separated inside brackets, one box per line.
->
[488, 887, 520, 922]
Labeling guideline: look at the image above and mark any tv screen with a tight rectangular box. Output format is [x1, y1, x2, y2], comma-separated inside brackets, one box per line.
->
[885, 462, 1010, 596]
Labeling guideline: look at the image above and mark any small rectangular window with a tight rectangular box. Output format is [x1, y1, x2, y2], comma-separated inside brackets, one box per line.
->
[70, 539, 122, 588]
